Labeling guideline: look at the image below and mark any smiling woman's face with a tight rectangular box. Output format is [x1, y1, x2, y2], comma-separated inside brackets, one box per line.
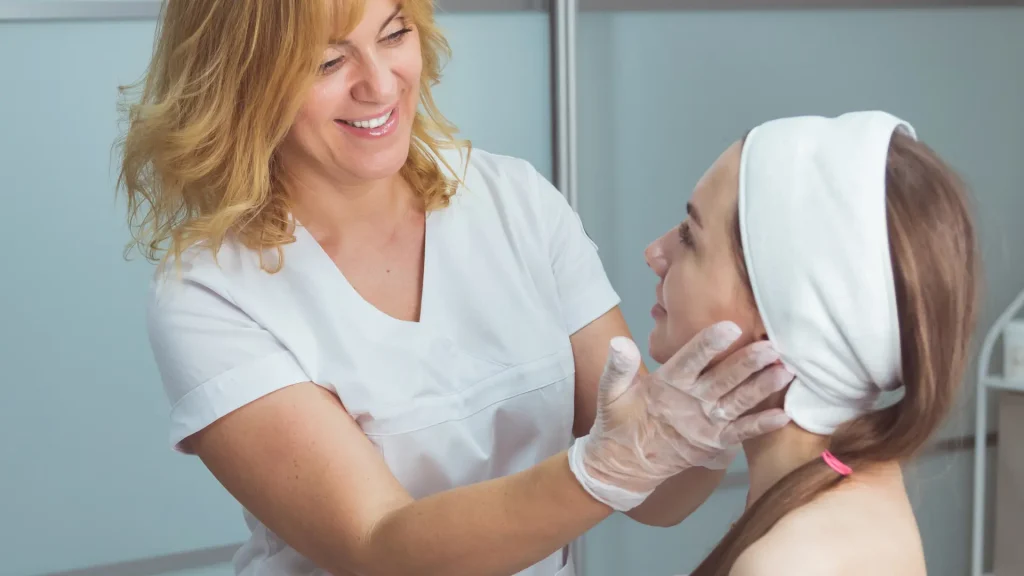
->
[644, 140, 765, 365]
[278, 0, 423, 186]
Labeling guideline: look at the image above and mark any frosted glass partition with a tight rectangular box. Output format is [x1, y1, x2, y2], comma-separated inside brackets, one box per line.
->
[575, 7, 1024, 576]
[0, 11, 551, 576]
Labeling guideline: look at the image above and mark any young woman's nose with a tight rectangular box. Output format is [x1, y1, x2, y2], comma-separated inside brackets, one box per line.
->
[645, 237, 668, 278]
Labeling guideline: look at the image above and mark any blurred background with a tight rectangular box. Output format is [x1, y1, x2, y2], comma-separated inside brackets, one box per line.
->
[1, 1, 1022, 575]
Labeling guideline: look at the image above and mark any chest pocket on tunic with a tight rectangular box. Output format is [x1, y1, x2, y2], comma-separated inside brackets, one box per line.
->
[357, 345, 576, 500]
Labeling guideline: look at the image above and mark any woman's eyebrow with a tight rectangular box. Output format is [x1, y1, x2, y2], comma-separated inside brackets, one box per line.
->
[686, 202, 703, 228]
[330, 4, 403, 46]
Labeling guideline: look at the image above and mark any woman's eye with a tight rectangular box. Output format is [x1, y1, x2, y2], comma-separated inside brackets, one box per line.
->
[319, 23, 411, 74]
[319, 56, 344, 74]
[382, 27, 413, 45]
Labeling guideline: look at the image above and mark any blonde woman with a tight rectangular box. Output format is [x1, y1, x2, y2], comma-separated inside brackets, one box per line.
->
[644, 111, 979, 576]
[118, 1, 793, 575]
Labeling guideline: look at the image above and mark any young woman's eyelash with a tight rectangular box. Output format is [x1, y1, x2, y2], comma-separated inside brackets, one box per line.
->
[678, 222, 695, 248]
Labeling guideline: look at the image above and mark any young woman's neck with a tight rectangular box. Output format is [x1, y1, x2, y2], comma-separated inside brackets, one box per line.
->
[741, 423, 830, 508]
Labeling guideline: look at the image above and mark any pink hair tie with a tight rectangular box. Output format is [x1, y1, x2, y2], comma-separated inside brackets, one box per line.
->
[822, 450, 852, 476]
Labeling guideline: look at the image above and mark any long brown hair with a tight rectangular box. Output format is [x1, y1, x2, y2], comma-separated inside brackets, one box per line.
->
[116, 0, 469, 272]
[692, 129, 981, 576]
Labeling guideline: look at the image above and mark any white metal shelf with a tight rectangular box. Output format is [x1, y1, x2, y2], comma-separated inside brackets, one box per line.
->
[981, 377, 1024, 392]
[971, 286, 1024, 576]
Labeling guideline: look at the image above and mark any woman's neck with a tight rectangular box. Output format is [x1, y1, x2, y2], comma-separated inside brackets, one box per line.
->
[742, 423, 830, 508]
[287, 170, 417, 242]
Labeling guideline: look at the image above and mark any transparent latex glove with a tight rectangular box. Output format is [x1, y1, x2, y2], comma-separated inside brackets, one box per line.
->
[568, 321, 794, 511]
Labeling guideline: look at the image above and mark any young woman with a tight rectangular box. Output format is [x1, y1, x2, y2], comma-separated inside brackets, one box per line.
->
[644, 110, 980, 576]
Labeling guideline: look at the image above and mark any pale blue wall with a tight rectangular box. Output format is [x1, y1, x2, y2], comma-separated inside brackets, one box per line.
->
[577, 7, 1024, 576]
[0, 11, 550, 576]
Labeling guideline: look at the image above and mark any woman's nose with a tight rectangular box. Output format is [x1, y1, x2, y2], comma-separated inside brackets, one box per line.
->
[353, 54, 398, 104]
[645, 239, 667, 277]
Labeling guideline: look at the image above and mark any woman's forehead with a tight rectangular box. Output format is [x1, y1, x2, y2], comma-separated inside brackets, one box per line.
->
[691, 141, 742, 224]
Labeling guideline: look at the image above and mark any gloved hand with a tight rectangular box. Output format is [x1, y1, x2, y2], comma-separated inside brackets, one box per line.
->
[567, 321, 794, 511]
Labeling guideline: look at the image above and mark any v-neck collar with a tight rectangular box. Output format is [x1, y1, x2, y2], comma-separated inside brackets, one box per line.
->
[291, 212, 435, 331]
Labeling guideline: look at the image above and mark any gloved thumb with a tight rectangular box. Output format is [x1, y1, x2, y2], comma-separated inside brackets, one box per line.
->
[597, 336, 642, 408]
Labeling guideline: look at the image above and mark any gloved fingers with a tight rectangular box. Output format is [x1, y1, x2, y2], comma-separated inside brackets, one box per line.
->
[597, 336, 643, 408]
[702, 445, 740, 470]
[657, 321, 743, 386]
[718, 408, 791, 446]
[690, 340, 779, 404]
[709, 363, 794, 421]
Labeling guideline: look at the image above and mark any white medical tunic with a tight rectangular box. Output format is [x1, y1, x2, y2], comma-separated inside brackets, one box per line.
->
[147, 148, 621, 576]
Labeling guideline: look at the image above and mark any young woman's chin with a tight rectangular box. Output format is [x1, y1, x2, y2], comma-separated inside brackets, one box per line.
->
[647, 326, 673, 366]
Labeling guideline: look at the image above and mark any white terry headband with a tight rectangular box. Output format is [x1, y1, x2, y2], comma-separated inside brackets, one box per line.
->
[738, 110, 916, 435]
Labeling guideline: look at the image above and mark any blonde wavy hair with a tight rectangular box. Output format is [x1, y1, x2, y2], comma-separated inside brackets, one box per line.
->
[116, 0, 469, 271]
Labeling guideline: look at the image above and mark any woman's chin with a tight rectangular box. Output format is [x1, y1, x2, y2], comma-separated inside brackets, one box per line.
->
[647, 330, 670, 366]
[341, 145, 410, 181]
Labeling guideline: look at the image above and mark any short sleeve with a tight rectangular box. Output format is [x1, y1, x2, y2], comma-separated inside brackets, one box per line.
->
[147, 261, 309, 453]
[531, 168, 621, 334]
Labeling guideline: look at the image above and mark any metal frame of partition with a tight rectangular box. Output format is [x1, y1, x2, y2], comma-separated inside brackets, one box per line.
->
[552, 0, 578, 211]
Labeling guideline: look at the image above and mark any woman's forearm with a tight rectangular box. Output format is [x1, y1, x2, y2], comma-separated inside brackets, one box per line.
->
[625, 466, 727, 527]
[359, 451, 611, 576]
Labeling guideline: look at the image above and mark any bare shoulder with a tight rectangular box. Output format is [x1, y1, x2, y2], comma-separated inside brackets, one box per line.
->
[730, 466, 926, 576]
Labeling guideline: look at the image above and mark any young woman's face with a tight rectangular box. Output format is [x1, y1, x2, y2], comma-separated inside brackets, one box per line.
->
[280, 0, 422, 185]
[645, 140, 765, 365]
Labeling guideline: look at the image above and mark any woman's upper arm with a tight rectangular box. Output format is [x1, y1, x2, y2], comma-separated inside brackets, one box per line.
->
[190, 382, 411, 575]
[147, 262, 410, 575]
[530, 165, 621, 338]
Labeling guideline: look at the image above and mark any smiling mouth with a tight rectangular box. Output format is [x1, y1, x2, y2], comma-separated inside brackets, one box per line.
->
[338, 108, 394, 129]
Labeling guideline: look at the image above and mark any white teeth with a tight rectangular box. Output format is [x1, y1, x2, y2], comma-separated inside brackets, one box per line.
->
[342, 109, 392, 129]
